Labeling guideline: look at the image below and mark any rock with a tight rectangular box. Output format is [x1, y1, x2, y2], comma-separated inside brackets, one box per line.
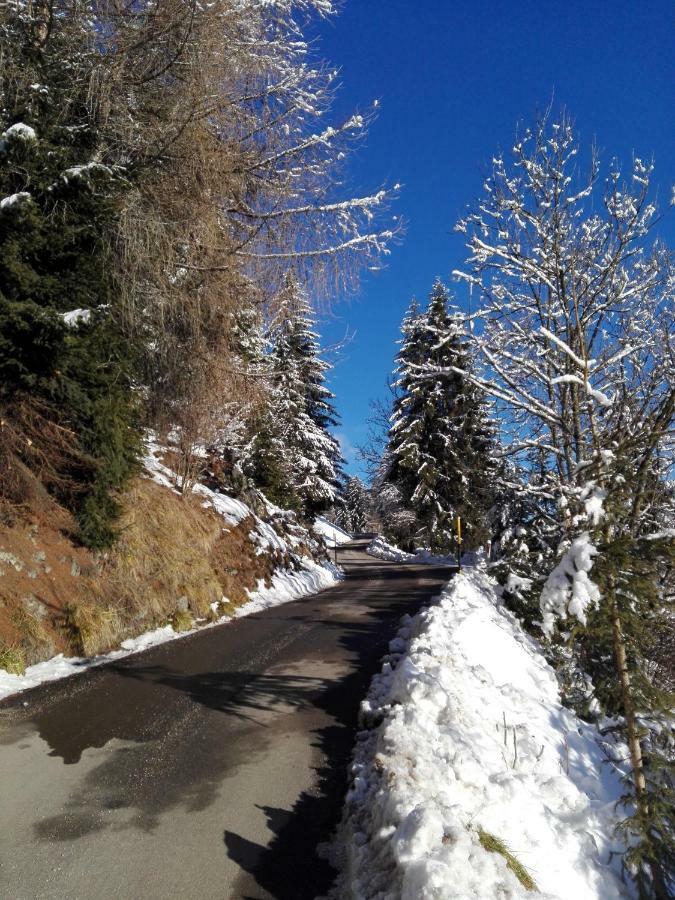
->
[23, 595, 47, 619]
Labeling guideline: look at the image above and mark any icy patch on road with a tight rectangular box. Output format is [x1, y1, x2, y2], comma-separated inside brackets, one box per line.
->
[333, 567, 630, 899]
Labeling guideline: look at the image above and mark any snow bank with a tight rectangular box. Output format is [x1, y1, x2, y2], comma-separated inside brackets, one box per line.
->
[0, 440, 341, 702]
[366, 536, 465, 566]
[366, 536, 415, 561]
[314, 516, 353, 547]
[335, 568, 630, 900]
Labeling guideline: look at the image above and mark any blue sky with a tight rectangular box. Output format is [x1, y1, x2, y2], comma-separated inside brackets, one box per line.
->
[311, 0, 675, 477]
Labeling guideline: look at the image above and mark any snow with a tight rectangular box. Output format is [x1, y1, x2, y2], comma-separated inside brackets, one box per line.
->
[540, 533, 601, 635]
[0, 191, 31, 210]
[366, 535, 414, 561]
[366, 536, 465, 567]
[0, 438, 342, 702]
[61, 308, 92, 327]
[1, 122, 37, 143]
[314, 516, 353, 547]
[334, 568, 630, 900]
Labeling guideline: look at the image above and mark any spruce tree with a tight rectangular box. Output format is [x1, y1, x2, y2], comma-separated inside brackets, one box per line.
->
[0, 0, 139, 547]
[384, 280, 495, 553]
[338, 476, 370, 533]
[243, 275, 343, 520]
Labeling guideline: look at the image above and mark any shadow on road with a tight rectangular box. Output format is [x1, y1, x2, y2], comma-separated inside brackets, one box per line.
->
[8, 547, 452, 898]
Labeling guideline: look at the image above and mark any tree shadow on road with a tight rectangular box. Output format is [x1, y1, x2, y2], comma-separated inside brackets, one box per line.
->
[24, 560, 451, 897]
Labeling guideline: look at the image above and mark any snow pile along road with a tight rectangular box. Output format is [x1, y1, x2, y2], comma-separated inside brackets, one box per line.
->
[314, 516, 353, 547]
[336, 568, 630, 900]
[366, 535, 464, 566]
[366, 536, 415, 562]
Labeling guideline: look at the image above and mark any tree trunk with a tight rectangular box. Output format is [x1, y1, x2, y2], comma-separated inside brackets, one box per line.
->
[610, 591, 668, 900]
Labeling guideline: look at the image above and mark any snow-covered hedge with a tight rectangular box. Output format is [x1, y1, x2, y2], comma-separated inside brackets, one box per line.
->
[333, 568, 631, 899]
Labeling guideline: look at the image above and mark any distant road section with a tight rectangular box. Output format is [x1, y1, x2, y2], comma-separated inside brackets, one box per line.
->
[0, 540, 451, 900]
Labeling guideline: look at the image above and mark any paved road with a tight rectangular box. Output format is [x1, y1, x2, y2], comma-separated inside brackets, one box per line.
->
[0, 540, 452, 900]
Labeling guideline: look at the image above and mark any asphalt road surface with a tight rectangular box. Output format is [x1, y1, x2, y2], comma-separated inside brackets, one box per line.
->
[0, 540, 452, 900]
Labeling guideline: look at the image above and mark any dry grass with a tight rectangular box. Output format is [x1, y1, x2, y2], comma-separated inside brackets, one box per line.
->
[0, 475, 311, 669]
[11, 607, 54, 666]
[63, 602, 122, 657]
[0, 644, 26, 675]
[97, 479, 224, 627]
[170, 609, 193, 632]
[477, 828, 538, 892]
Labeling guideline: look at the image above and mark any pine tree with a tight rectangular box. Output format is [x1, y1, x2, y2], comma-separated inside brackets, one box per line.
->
[0, 0, 139, 547]
[338, 476, 370, 533]
[383, 280, 495, 553]
[243, 275, 343, 520]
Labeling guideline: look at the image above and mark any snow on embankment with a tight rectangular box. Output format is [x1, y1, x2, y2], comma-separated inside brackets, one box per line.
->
[335, 568, 629, 900]
[314, 517, 353, 548]
[366, 536, 415, 562]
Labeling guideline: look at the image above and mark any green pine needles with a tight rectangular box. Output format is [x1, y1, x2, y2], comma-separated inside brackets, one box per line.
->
[0, 0, 140, 548]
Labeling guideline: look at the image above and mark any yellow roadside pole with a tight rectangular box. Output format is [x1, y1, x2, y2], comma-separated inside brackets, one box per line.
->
[456, 516, 462, 571]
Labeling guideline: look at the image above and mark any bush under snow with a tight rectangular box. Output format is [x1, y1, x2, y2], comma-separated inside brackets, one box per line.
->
[333, 568, 631, 899]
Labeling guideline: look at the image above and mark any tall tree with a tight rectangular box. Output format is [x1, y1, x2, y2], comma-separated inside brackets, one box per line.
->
[338, 476, 370, 533]
[456, 113, 674, 898]
[244, 275, 343, 519]
[383, 281, 495, 552]
[0, 0, 139, 547]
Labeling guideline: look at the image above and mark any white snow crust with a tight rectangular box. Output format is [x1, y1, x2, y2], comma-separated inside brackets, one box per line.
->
[61, 308, 92, 327]
[335, 567, 630, 900]
[0, 191, 32, 210]
[366, 535, 468, 567]
[1, 122, 37, 142]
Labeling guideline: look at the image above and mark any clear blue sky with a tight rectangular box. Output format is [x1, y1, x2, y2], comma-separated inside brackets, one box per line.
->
[311, 0, 674, 478]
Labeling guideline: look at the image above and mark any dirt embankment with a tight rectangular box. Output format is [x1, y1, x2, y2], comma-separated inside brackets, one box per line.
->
[0, 476, 320, 674]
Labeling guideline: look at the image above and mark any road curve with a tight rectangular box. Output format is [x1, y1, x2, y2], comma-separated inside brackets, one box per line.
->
[0, 540, 452, 900]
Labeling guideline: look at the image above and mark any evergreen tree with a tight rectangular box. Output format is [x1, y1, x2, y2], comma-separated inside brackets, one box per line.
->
[243, 275, 343, 520]
[338, 476, 370, 533]
[383, 280, 495, 553]
[0, 0, 139, 547]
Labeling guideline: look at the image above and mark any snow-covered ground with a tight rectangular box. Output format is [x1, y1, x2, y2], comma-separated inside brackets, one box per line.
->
[0, 440, 342, 702]
[366, 535, 415, 562]
[314, 516, 353, 547]
[333, 567, 630, 900]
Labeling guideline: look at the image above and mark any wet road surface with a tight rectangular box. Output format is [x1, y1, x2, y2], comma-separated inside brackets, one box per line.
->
[0, 540, 452, 899]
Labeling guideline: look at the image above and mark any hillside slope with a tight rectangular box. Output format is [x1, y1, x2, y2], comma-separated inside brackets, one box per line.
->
[0, 436, 338, 697]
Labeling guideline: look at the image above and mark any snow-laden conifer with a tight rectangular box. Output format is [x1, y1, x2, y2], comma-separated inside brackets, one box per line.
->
[244, 274, 343, 519]
[383, 281, 496, 553]
[337, 476, 370, 533]
[456, 112, 674, 898]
